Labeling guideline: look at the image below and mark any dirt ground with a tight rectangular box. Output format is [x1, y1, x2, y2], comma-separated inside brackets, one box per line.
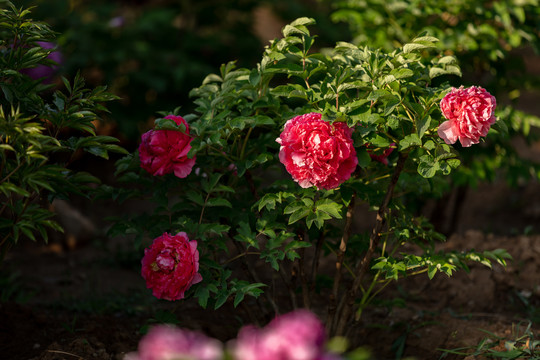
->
[2, 169, 540, 360]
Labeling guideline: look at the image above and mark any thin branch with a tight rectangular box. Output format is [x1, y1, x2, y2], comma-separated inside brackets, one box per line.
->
[326, 193, 356, 333]
[221, 251, 261, 265]
[310, 230, 325, 293]
[332, 152, 408, 336]
[232, 240, 279, 315]
[298, 246, 310, 309]
[279, 264, 298, 310]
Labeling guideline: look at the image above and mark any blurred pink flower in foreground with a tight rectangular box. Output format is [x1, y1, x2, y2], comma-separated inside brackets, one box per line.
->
[139, 115, 196, 178]
[141, 232, 202, 301]
[232, 309, 340, 360]
[20, 41, 63, 83]
[125, 324, 222, 360]
[276, 112, 357, 190]
[438, 86, 497, 147]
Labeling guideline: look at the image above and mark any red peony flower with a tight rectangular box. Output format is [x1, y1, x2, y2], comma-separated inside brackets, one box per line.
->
[141, 232, 202, 301]
[438, 86, 497, 147]
[276, 113, 357, 190]
[138, 115, 196, 178]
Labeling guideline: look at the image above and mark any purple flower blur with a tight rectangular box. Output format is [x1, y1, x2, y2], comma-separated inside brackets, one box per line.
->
[20, 41, 63, 83]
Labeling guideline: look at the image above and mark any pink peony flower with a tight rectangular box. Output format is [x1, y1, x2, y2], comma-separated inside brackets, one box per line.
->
[276, 113, 357, 190]
[232, 309, 337, 360]
[124, 324, 222, 360]
[437, 86, 497, 147]
[139, 115, 196, 178]
[141, 232, 202, 301]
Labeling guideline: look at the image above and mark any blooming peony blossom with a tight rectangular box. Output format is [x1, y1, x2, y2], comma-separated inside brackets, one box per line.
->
[141, 232, 202, 301]
[276, 113, 357, 190]
[139, 115, 196, 178]
[437, 86, 497, 147]
[124, 324, 222, 360]
[232, 309, 338, 360]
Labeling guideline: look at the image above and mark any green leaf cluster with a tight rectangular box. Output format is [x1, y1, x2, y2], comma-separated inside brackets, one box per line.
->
[0, 2, 126, 259]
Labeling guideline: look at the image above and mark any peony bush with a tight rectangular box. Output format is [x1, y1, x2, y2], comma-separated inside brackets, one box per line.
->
[111, 18, 512, 356]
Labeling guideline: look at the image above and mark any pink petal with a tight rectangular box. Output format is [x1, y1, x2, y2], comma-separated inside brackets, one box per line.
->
[437, 120, 459, 145]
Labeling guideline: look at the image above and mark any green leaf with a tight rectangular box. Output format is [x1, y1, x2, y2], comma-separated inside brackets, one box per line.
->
[399, 134, 422, 151]
[86, 146, 109, 159]
[195, 286, 209, 309]
[289, 209, 311, 225]
[206, 198, 232, 208]
[0, 182, 31, 197]
[390, 68, 414, 79]
[316, 199, 343, 219]
[417, 155, 439, 178]
[427, 265, 437, 279]
[233, 292, 245, 308]
[438, 56, 457, 65]
[367, 89, 391, 102]
[258, 193, 278, 211]
[186, 191, 205, 206]
[214, 292, 229, 309]
[290, 17, 316, 27]
[403, 41, 437, 54]
[357, 147, 371, 168]
[416, 115, 430, 138]
[370, 135, 391, 147]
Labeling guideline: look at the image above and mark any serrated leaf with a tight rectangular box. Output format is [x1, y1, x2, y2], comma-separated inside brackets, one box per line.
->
[186, 191, 205, 206]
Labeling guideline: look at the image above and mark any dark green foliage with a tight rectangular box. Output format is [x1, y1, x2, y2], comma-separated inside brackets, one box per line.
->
[0, 2, 126, 260]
